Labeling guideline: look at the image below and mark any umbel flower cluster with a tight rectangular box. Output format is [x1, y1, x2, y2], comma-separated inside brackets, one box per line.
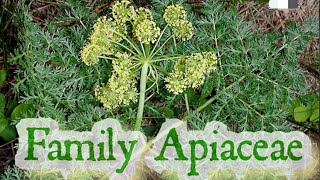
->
[163, 5, 193, 41]
[80, 0, 217, 110]
[165, 52, 217, 95]
[95, 52, 138, 109]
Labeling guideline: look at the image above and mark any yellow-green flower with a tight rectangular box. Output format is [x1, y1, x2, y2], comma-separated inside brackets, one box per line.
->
[95, 52, 138, 109]
[80, 44, 104, 66]
[164, 70, 187, 95]
[163, 5, 193, 41]
[132, 7, 160, 44]
[133, 7, 153, 23]
[80, 16, 127, 66]
[133, 19, 161, 44]
[163, 5, 187, 27]
[172, 20, 193, 41]
[111, 0, 135, 23]
[165, 52, 218, 94]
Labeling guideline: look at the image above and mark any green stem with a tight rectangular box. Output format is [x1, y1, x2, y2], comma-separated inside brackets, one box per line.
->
[184, 93, 190, 115]
[135, 62, 149, 131]
[181, 74, 249, 121]
[196, 74, 248, 113]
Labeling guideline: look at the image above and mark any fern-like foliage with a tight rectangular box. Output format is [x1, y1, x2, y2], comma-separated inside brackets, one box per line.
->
[10, 1, 116, 131]
[152, 0, 319, 132]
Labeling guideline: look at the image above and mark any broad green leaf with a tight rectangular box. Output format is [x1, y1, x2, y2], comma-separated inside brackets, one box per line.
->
[159, 107, 174, 118]
[312, 100, 319, 109]
[310, 108, 319, 122]
[310, 100, 319, 122]
[294, 105, 312, 122]
[5, 98, 17, 117]
[11, 103, 35, 121]
[0, 69, 6, 85]
[0, 93, 5, 113]
[201, 77, 215, 99]
[287, 98, 301, 115]
[187, 88, 199, 106]
[0, 125, 17, 141]
[0, 113, 8, 133]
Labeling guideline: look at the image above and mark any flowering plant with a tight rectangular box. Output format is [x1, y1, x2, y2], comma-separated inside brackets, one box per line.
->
[81, 0, 217, 130]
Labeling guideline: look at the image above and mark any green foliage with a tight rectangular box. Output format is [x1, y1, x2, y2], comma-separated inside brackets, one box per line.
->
[294, 105, 312, 122]
[79, 1, 218, 131]
[288, 94, 319, 124]
[11, 0, 319, 135]
[0, 93, 6, 112]
[0, 113, 9, 133]
[0, 69, 7, 85]
[2, 0, 319, 179]
[0, 126, 17, 141]
[1, 0, 22, 71]
[0, 65, 36, 141]
[152, 0, 318, 132]
[0, 165, 27, 180]
[10, 1, 113, 131]
[0, 92, 35, 141]
[10, 103, 35, 120]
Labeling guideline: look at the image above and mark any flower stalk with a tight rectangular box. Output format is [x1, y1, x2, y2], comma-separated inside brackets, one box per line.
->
[81, 1, 217, 131]
[135, 62, 149, 131]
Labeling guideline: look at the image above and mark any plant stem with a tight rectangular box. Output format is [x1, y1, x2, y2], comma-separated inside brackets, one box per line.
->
[195, 74, 248, 113]
[181, 74, 249, 121]
[135, 62, 149, 131]
[184, 93, 190, 115]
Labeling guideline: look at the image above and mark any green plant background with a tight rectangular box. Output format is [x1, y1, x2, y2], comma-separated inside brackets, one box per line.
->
[10, 0, 318, 132]
[0, 0, 319, 179]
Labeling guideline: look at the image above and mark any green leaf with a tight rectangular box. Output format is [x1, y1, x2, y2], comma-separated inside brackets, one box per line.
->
[294, 105, 312, 122]
[287, 98, 301, 115]
[312, 100, 319, 109]
[159, 106, 174, 118]
[11, 103, 35, 121]
[0, 125, 17, 141]
[145, 102, 160, 116]
[173, 107, 181, 117]
[5, 98, 18, 117]
[201, 77, 215, 99]
[310, 108, 319, 123]
[300, 93, 317, 107]
[142, 126, 157, 137]
[310, 110, 319, 122]
[310, 100, 319, 122]
[0, 93, 5, 113]
[0, 113, 9, 133]
[187, 88, 199, 106]
[0, 69, 6, 85]
[229, 5, 239, 16]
